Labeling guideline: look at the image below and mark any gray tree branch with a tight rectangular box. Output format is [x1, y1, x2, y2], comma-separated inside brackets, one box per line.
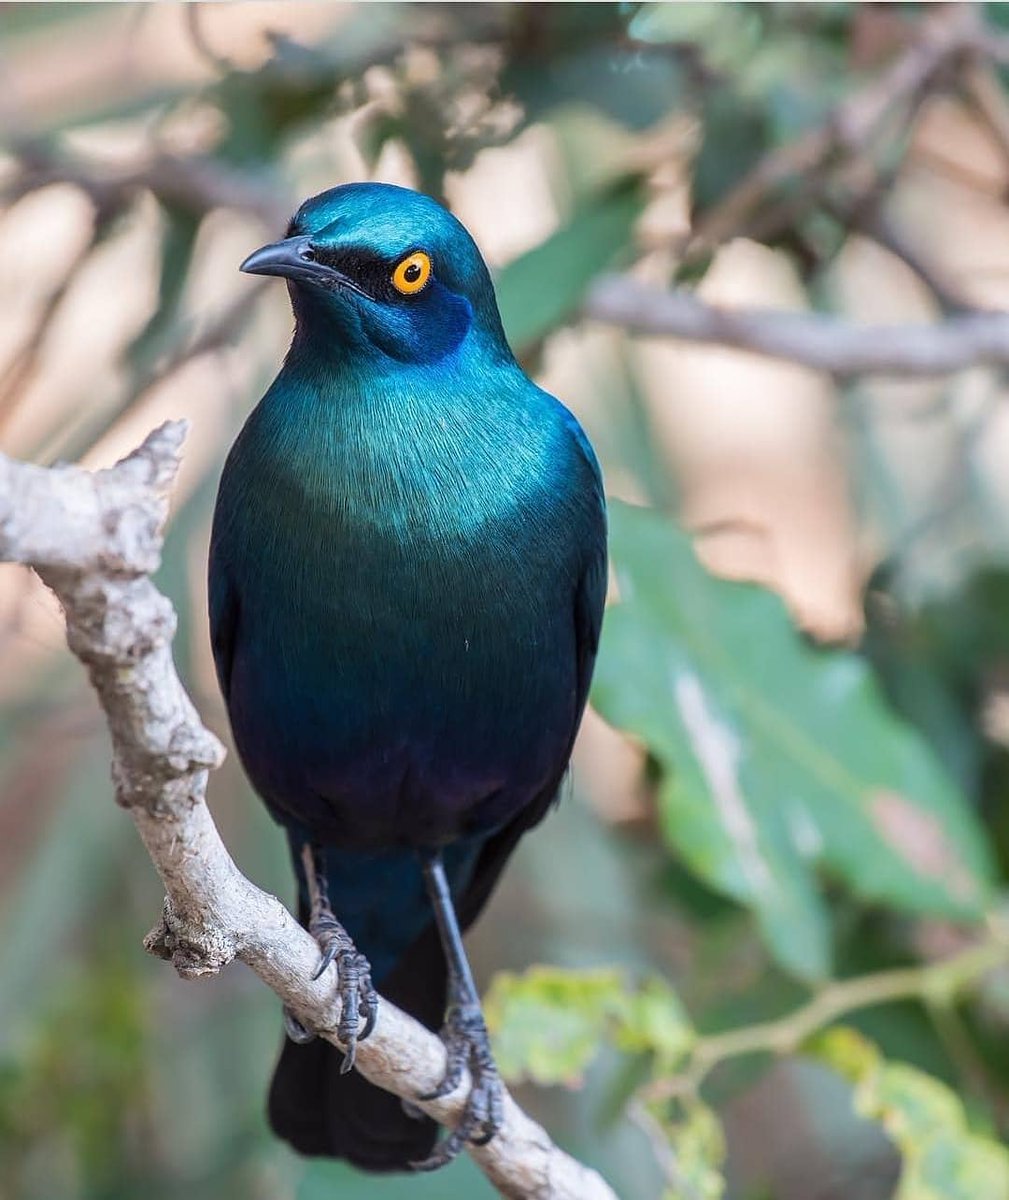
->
[585, 274, 1009, 378]
[0, 424, 619, 1200]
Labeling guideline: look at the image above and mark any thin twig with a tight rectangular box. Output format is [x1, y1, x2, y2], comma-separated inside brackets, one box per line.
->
[643, 939, 1008, 1104]
[184, 3, 238, 75]
[961, 59, 1009, 173]
[46, 280, 270, 467]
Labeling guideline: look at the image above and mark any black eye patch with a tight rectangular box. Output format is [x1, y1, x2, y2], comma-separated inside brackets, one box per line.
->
[311, 247, 425, 303]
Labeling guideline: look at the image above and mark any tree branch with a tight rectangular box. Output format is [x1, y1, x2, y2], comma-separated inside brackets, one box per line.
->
[0, 424, 619, 1200]
[585, 274, 1009, 378]
[5, 140, 290, 229]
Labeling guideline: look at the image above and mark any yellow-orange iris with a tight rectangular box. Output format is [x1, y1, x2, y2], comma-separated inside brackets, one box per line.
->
[391, 251, 431, 296]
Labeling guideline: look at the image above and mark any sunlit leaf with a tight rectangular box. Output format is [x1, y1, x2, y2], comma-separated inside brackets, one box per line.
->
[485, 965, 695, 1086]
[805, 1025, 883, 1085]
[484, 966, 626, 1086]
[612, 976, 695, 1075]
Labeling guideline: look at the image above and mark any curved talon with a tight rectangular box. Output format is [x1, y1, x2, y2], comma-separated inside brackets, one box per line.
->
[311, 940, 340, 982]
[412, 1128, 467, 1173]
[282, 1006, 316, 1044]
[359, 985, 378, 1042]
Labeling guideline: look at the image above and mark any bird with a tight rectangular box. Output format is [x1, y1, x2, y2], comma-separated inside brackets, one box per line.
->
[208, 181, 607, 1172]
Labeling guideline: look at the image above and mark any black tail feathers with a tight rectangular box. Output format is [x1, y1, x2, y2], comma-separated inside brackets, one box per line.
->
[268, 1036, 438, 1170]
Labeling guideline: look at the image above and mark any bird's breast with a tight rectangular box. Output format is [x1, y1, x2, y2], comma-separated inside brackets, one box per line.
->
[275, 389, 563, 546]
[213, 370, 595, 846]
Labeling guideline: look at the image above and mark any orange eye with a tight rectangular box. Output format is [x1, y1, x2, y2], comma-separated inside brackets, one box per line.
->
[391, 251, 431, 295]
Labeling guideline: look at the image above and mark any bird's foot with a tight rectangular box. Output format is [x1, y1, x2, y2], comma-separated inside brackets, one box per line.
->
[411, 1001, 503, 1171]
[308, 912, 378, 1072]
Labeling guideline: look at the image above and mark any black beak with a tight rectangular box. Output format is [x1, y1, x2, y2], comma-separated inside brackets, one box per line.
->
[240, 234, 329, 285]
[240, 235, 372, 300]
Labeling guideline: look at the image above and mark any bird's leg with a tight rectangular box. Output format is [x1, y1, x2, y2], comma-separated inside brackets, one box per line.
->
[411, 849, 503, 1171]
[282, 842, 378, 1072]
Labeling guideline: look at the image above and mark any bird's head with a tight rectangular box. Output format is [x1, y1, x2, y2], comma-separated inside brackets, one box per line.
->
[241, 182, 509, 368]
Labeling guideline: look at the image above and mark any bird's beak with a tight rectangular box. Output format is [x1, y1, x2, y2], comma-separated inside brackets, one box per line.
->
[240, 234, 329, 284]
[240, 235, 370, 299]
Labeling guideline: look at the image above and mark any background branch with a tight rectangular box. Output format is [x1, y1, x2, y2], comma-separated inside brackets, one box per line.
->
[0, 424, 619, 1200]
[585, 274, 1009, 378]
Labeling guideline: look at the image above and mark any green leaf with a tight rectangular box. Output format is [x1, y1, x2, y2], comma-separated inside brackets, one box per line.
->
[300, 1153, 497, 1199]
[629, 3, 762, 72]
[691, 88, 771, 219]
[592, 503, 993, 981]
[484, 966, 695, 1086]
[484, 966, 626, 1086]
[0, 745, 134, 1032]
[496, 177, 643, 353]
[125, 205, 202, 375]
[612, 977, 695, 1075]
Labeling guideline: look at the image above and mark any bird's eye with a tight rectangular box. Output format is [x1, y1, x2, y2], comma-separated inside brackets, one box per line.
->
[391, 251, 431, 296]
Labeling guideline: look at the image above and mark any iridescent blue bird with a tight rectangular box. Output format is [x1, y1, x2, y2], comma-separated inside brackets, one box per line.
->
[209, 182, 606, 1171]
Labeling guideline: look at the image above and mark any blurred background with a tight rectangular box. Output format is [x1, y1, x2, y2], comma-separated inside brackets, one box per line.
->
[5, 3, 1009, 1198]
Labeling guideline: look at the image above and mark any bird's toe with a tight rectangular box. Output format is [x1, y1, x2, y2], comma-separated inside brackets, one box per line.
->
[282, 1006, 316, 1044]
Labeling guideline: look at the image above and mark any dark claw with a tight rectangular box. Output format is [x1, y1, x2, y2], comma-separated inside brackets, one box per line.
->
[311, 939, 340, 982]
[282, 1006, 315, 1044]
[410, 1002, 503, 1170]
[360, 988, 378, 1042]
[413, 1127, 467, 1173]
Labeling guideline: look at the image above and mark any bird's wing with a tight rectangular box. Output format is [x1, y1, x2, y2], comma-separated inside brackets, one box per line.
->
[567, 411, 608, 715]
[208, 556, 240, 704]
[456, 408, 608, 929]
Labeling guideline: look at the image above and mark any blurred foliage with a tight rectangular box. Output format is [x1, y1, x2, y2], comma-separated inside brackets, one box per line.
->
[810, 1027, 1009, 1200]
[594, 502, 993, 981]
[5, 3, 1009, 1200]
[485, 966, 693, 1086]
